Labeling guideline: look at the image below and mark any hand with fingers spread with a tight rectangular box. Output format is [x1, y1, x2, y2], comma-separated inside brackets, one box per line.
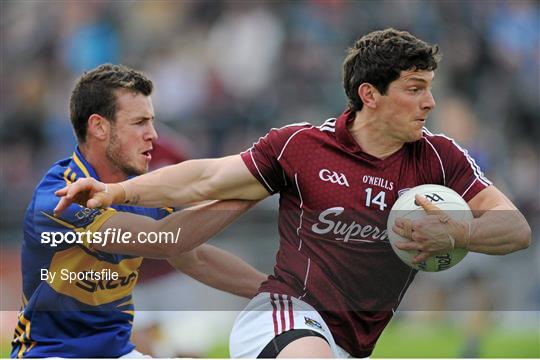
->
[54, 178, 125, 216]
[392, 194, 470, 264]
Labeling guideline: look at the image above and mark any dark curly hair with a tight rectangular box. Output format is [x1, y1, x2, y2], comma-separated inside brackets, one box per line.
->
[70, 64, 153, 143]
[342, 28, 441, 112]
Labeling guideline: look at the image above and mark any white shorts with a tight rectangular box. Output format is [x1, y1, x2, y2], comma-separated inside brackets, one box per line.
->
[230, 292, 351, 358]
[120, 349, 151, 358]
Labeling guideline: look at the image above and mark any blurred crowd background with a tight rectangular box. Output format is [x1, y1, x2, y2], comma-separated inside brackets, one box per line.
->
[1, 0, 538, 357]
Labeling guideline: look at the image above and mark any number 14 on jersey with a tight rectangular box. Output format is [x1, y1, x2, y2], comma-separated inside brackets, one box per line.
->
[364, 188, 388, 211]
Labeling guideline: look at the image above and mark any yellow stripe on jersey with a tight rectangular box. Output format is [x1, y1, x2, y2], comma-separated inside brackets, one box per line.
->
[122, 310, 135, 316]
[19, 313, 29, 327]
[17, 343, 26, 358]
[14, 313, 31, 358]
[84, 208, 117, 233]
[63, 168, 72, 185]
[47, 246, 142, 306]
[15, 324, 23, 336]
[117, 299, 134, 308]
[73, 152, 91, 178]
[25, 320, 31, 342]
[70, 171, 76, 182]
[27, 342, 37, 353]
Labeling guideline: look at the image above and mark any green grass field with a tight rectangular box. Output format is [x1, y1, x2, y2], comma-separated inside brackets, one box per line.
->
[205, 320, 539, 358]
[371, 322, 539, 358]
[4, 321, 538, 358]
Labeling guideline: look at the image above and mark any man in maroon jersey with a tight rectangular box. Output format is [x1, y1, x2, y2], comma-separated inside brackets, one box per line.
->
[54, 29, 531, 358]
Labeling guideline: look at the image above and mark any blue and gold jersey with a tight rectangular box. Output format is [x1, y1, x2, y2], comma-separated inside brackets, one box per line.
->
[12, 148, 172, 358]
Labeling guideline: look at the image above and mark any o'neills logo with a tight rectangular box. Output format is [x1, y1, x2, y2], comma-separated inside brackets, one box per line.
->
[311, 207, 388, 243]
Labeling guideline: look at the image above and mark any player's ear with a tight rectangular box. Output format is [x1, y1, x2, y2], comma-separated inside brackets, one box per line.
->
[358, 83, 378, 109]
[87, 114, 110, 141]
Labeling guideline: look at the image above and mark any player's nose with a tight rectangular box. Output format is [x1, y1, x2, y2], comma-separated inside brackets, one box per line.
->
[145, 122, 158, 142]
[421, 90, 436, 111]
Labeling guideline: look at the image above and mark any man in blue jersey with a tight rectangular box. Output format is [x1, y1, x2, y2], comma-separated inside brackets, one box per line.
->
[12, 64, 266, 358]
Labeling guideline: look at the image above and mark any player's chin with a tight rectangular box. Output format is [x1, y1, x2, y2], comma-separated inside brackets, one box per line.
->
[407, 131, 423, 142]
[131, 162, 149, 176]
[139, 163, 149, 175]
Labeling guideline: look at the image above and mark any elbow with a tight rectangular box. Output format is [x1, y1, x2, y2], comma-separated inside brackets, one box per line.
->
[199, 178, 222, 200]
[166, 238, 197, 258]
[168, 249, 207, 279]
[518, 222, 532, 250]
[508, 221, 531, 254]
[147, 234, 190, 259]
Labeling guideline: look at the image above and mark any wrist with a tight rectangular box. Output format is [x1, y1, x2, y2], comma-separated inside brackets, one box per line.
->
[109, 183, 127, 204]
[450, 220, 471, 250]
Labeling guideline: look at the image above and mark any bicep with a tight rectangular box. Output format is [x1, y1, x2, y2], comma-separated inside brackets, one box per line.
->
[206, 155, 270, 200]
[467, 185, 517, 216]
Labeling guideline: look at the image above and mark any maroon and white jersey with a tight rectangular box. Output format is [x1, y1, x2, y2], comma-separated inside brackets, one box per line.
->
[240, 110, 490, 357]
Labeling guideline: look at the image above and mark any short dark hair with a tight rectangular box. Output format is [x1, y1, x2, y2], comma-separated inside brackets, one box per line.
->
[342, 28, 441, 112]
[70, 64, 153, 143]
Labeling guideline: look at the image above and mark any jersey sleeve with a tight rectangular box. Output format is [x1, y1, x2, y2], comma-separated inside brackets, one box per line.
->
[28, 172, 117, 250]
[240, 124, 310, 194]
[427, 134, 492, 202]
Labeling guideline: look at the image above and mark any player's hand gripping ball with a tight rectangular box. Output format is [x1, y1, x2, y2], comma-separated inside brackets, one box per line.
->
[387, 184, 473, 272]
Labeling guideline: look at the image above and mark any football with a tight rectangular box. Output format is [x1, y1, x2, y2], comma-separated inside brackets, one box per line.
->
[387, 184, 473, 272]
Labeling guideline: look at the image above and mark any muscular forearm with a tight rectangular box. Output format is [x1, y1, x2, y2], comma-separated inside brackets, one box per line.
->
[455, 206, 531, 254]
[106, 156, 268, 208]
[109, 160, 216, 207]
[168, 244, 267, 298]
[98, 199, 256, 258]
[54, 155, 269, 214]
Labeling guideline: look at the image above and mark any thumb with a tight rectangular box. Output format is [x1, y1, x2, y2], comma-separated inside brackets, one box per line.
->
[55, 186, 68, 197]
[415, 194, 441, 214]
[87, 192, 112, 209]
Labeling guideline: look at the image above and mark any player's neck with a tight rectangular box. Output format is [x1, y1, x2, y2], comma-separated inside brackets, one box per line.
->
[79, 143, 128, 183]
[350, 111, 403, 159]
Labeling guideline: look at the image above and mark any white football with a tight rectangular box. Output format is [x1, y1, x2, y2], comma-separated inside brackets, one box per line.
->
[387, 184, 473, 272]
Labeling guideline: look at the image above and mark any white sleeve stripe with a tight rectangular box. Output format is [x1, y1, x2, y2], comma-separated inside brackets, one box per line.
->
[461, 178, 478, 198]
[277, 127, 313, 160]
[422, 128, 491, 186]
[319, 117, 336, 127]
[250, 123, 309, 149]
[450, 140, 491, 186]
[303, 258, 311, 289]
[424, 137, 446, 186]
[318, 126, 336, 133]
[317, 118, 337, 133]
[249, 149, 274, 193]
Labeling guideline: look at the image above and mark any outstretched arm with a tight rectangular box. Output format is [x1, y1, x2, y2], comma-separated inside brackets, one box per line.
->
[91, 199, 257, 258]
[55, 155, 269, 214]
[169, 244, 267, 299]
